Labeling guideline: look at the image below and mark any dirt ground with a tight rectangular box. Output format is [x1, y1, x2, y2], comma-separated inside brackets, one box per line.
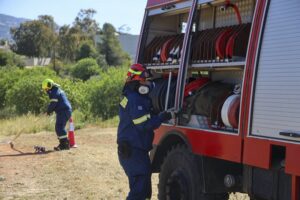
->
[0, 127, 249, 200]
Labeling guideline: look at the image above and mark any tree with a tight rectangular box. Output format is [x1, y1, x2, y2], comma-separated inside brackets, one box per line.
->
[76, 41, 97, 60]
[11, 20, 56, 58]
[57, 25, 81, 62]
[37, 15, 59, 73]
[38, 15, 57, 31]
[74, 9, 100, 40]
[100, 23, 130, 66]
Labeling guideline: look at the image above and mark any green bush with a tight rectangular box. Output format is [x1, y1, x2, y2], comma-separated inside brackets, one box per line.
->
[87, 66, 127, 119]
[0, 68, 24, 109]
[71, 58, 100, 81]
[0, 50, 25, 68]
[1, 66, 91, 117]
[2, 67, 56, 114]
[96, 54, 107, 69]
[57, 62, 73, 76]
[6, 76, 49, 114]
[47, 59, 65, 75]
[22, 67, 56, 78]
[58, 79, 89, 114]
[1, 62, 129, 127]
[71, 109, 86, 129]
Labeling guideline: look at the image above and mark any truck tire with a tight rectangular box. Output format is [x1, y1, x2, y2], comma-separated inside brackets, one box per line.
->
[158, 145, 228, 200]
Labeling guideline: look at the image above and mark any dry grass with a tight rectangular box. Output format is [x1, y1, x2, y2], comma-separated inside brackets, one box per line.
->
[0, 114, 55, 137]
[93, 116, 119, 128]
[0, 127, 128, 200]
[0, 113, 119, 141]
[0, 127, 250, 200]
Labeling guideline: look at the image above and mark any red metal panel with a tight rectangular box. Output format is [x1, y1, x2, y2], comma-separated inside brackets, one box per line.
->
[154, 125, 242, 163]
[240, 0, 267, 137]
[243, 136, 300, 176]
[147, 0, 183, 8]
[291, 176, 300, 200]
[243, 137, 271, 169]
[241, 0, 268, 169]
[286, 145, 300, 176]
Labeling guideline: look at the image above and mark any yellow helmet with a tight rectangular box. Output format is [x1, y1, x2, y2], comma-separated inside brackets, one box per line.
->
[42, 79, 55, 91]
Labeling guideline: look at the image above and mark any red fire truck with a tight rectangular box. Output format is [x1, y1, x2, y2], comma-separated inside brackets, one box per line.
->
[135, 0, 300, 199]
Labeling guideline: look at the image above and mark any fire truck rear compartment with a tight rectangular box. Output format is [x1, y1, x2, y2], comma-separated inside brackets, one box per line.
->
[143, 0, 255, 134]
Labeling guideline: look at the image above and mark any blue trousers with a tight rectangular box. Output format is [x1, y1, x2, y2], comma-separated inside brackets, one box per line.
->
[118, 146, 152, 200]
[55, 110, 71, 138]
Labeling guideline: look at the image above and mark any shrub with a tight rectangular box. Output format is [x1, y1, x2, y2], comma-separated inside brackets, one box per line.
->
[57, 62, 73, 76]
[71, 58, 100, 81]
[22, 67, 56, 78]
[0, 50, 25, 68]
[96, 54, 107, 69]
[6, 76, 49, 114]
[1, 62, 129, 127]
[4, 67, 56, 114]
[58, 79, 89, 114]
[71, 110, 86, 129]
[48, 59, 65, 75]
[1, 66, 91, 117]
[0, 68, 24, 109]
[87, 66, 127, 119]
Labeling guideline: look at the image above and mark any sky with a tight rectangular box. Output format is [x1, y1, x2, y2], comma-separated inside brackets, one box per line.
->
[0, 0, 147, 35]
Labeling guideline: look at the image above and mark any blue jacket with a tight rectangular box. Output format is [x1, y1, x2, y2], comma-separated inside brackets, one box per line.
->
[117, 86, 163, 151]
[47, 86, 72, 114]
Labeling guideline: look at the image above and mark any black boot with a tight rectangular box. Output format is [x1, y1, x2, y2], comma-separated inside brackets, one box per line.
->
[54, 138, 70, 151]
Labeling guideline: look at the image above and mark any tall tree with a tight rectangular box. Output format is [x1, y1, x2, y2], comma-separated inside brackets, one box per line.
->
[38, 15, 59, 72]
[38, 15, 56, 31]
[57, 25, 81, 62]
[100, 23, 130, 66]
[11, 20, 56, 57]
[76, 41, 97, 61]
[74, 9, 100, 40]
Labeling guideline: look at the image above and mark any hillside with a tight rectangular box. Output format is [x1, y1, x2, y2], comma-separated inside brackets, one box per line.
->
[0, 14, 30, 40]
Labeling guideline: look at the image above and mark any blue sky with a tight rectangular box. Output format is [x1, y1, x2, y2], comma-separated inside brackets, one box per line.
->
[0, 0, 147, 34]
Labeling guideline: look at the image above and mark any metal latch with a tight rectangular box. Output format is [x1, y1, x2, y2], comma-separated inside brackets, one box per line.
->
[279, 132, 300, 138]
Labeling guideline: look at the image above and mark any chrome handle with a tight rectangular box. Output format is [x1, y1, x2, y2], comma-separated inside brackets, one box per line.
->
[279, 132, 300, 138]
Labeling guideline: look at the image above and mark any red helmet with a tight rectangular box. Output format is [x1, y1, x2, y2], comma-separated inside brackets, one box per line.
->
[127, 63, 150, 82]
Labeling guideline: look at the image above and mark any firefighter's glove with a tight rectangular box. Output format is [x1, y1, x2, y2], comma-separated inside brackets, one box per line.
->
[159, 111, 173, 122]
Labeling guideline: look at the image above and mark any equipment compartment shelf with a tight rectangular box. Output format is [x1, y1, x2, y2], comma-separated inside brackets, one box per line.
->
[145, 61, 245, 70]
[191, 61, 245, 69]
[146, 64, 180, 69]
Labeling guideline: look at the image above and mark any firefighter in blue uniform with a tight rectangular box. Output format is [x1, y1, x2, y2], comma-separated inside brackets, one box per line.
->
[117, 63, 173, 200]
[42, 79, 72, 151]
